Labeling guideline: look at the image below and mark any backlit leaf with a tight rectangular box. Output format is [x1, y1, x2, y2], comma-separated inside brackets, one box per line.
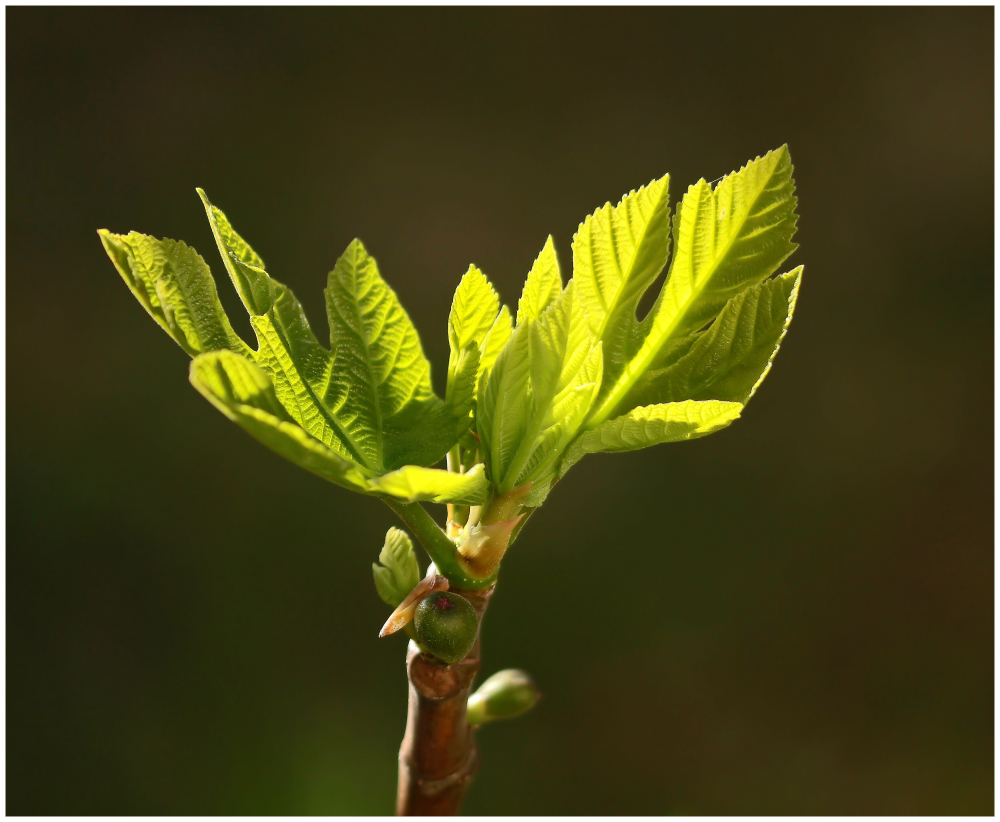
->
[447, 266, 503, 436]
[189, 349, 372, 492]
[589, 146, 797, 425]
[573, 174, 671, 396]
[446, 343, 480, 436]
[477, 319, 532, 483]
[368, 463, 489, 505]
[198, 188, 275, 316]
[99, 230, 251, 358]
[324, 238, 455, 471]
[517, 236, 562, 324]
[559, 399, 743, 477]
[624, 267, 802, 407]
[499, 283, 603, 497]
[449, 266, 501, 360]
[477, 304, 513, 385]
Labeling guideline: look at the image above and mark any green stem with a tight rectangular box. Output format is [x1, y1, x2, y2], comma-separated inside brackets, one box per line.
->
[384, 499, 496, 590]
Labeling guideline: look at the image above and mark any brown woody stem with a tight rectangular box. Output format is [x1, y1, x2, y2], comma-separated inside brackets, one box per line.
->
[396, 585, 495, 816]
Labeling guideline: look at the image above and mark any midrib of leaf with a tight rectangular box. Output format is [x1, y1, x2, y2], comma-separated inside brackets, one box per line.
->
[588, 171, 776, 427]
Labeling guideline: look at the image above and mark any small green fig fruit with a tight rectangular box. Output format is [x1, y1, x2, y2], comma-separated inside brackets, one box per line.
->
[414, 591, 479, 664]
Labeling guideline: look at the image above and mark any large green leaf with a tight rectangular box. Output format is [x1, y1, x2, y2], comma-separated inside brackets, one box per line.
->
[368, 463, 489, 505]
[189, 349, 373, 492]
[107, 192, 463, 488]
[589, 146, 798, 425]
[325, 239, 456, 470]
[558, 399, 743, 478]
[99, 230, 251, 358]
[517, 236, 562, 325]
[573, 174, 671, 395]
[372, 528, 421, 608]
[252, 282, 367, 462]
[192, 349, 483, 505]
[107, 155, 803, 571]
[624, 267, 802, 407]
[197, 190, 365, 464]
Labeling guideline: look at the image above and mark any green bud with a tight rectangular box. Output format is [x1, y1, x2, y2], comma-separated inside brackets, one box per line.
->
[413, 591, 479, 665]
[466, 669, 540, 727]
[372, 528, 420, 608]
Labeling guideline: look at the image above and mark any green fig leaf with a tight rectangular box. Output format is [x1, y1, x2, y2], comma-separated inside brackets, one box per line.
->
[325, 239, 458, 471]
[197, 190, 368, 464]
[368, 463, 489, 505]
[559, 399, 743, 478]
[189, 349, 372, 492]
[496, 283, 603, 499]
[625, 267, 802, 407]
[449, 265, 502, 363]
[98, 230, 252, 358]
[445, 343, 481, 437]
[573, 174, 671, 397]
[477, 304, 513, 386]
[447, 266, 502, 436]
[517, 236, 562, 325]
[477, 319, 532, 484]
[198, 188, 275, 316]
[589, 146, 798, 426]
[106, 192, 470, 500]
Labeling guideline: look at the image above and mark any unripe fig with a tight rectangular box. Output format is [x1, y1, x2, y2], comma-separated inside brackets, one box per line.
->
[414, 591, 479, 664]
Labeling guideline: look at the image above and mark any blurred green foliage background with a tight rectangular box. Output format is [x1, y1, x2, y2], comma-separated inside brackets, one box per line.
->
[7, 7, 993, 815]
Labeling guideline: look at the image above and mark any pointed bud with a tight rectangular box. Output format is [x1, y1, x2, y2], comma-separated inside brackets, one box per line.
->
[466, 669, 540, 727]
[457, 516, 523, 579]
[378, 574, 449, 638]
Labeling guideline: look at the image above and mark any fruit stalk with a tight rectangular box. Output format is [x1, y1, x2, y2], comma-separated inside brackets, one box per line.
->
[396, 584, 494, 816]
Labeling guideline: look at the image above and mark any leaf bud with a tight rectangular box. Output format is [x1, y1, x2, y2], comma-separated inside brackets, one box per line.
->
[466, 669, 540, 727]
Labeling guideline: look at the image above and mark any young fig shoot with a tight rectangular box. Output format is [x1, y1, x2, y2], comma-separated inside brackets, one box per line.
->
[102, 145, 803, 815]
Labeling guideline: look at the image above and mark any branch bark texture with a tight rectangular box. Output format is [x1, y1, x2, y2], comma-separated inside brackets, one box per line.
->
[396, 585, 495, 815]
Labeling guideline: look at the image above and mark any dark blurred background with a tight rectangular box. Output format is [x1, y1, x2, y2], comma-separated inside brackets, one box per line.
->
[7, 7, 993, 815]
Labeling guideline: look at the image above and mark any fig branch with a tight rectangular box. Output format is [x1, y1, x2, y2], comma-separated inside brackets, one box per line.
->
[396, 584, 494, 816]
[378, 496, 540, 815]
